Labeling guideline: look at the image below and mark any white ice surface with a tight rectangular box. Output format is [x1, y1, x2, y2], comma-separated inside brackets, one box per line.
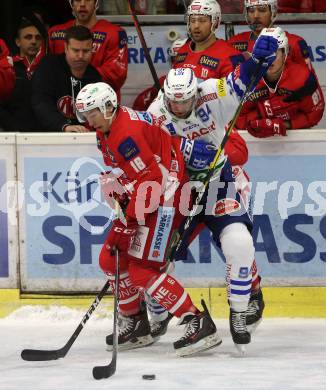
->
[1, 305, 326, 390]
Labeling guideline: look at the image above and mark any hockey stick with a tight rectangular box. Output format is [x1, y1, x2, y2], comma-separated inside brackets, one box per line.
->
[21, 279, 111, 361]
[127, 0, 162, 92]
[169, 61, 264, 261]
[93, 249, 120, 380]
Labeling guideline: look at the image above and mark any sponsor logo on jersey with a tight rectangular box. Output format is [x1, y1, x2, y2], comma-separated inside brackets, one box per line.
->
[199, 55, 219, 69]
[277, 88, 291, 96]
[136, 111, 153, 124]
[118, 137, 140, 161]
[155, 114, 167, 127]
[213, 198, 241, 216]
[149, 207, 175, 262]
[217, 79, 227, 97]
[92, 31, 107, 43]
[239, 267, 249, 278]
[232, 42, 248, 52]
[186, 121, 216, 140]
[182, 123, 200, 132]
[57, 95, 75, 119]
[196, 92, 218, 107]
[128, 226, 149, 259]
[50, 30, 65, 40]
[175, 53, 188, 63]
[247, 88, 269, 102]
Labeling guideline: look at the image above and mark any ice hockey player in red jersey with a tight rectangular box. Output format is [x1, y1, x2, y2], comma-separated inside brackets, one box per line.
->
[75, 82, 222, 357]
[48, 0, 128, 100]
[228, 0, 313, 70]
[0, 39, 15, 103]
[238, 27, 325, 136]
[132, 0, 244, 111]
[173, 0, 245, 81]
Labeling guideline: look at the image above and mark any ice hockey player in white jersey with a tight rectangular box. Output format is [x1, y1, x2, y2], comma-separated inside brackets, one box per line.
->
[147, 27, 281, 351]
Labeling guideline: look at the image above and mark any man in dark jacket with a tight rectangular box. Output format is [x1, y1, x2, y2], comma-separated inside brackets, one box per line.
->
[32, 25, 102, 132]
[0, 19, 44, 132]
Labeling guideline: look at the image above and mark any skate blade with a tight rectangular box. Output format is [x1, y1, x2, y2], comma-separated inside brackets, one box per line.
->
[106, 335, 155, 352]
[247, 318, 262, 335]
[176, 333, 222, 357]
[234, 343, 247, 355]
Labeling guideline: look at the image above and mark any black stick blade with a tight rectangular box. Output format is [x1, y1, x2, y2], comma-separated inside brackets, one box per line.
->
[21, 349, 61, 361]
[93, 362, 116, 380]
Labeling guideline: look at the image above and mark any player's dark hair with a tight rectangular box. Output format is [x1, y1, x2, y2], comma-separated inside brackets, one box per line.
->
[65, 25, 93, 44]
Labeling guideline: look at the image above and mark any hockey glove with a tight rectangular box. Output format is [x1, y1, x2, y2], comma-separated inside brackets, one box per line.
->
[247, 118, 287, 138]
[252, 28, 279, 67]
[106, 219, 137, 253]
[180, 138, 217, 170]
[100, 171, 133, 210]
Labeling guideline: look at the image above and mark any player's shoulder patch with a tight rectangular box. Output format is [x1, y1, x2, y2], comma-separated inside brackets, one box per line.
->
[297, 38, 311, 59]
[118, 30, 128, 48]
[175, 53, 188, 63]
[118, 137, 140, 161]
[136, 111, 154, 124]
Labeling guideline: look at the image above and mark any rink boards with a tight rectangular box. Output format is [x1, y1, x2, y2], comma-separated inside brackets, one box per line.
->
[0, 131, 326, 316]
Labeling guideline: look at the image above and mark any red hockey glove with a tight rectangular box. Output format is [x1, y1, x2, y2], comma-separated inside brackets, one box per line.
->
[247, 118, 286, 138]
[106, 219, 137, 253]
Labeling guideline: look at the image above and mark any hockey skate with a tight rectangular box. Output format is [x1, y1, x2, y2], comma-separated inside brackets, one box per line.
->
[174, 300, 222, 357]
[106, 310, 154, 351]
[150, 312, 173, 339]
[246, 288, 265, 334]
[230, 309, 251, 354]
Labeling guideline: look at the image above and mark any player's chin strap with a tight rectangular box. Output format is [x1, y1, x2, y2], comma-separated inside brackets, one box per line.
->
[168, 59, 265, 263]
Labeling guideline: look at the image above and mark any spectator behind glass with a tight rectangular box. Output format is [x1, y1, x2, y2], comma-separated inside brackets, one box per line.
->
[218, 0, 244, 13]
[237, 27, 325, 136]
[313, 0, 326, 12]
[0, 20, 44, 132]
[32, 25, 102, 132]
[278, 0, 314, 12]
[0, 39, 15, 104]
[48, 0, 128, 101]
[228, 0, 314, 70]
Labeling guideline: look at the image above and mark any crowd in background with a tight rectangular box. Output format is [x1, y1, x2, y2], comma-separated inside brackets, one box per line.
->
[0, 0, 325, 134]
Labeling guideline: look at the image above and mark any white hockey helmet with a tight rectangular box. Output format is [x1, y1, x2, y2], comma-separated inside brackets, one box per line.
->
[75, 82, 117, 123]
[164, 68, 198, 103]
[244, 0, 278, 22]
[261, 26, 289, 56]
[187, 0, 222, 33]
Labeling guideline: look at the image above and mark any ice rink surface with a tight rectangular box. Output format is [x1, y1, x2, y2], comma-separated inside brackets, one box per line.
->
[1, 306, 326, 390]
